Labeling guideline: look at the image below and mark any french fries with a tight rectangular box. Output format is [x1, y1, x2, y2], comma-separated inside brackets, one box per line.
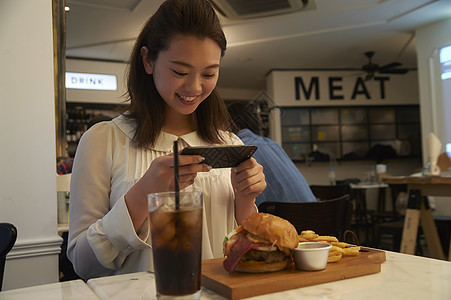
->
[298, 230, 361, 263]
[299, 230, 318, 241]
[327, 249, 342, 263]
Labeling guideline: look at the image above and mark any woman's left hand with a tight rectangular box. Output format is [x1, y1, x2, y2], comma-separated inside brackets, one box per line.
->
[231, 157, 266, 223]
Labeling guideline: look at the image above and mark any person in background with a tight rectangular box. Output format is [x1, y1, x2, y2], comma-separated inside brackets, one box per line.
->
[57, 158, 74, 175]
[67, 0, 266, 280]
[227, 102, 316, 207]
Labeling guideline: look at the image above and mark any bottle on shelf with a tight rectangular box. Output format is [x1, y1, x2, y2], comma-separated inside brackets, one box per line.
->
[369, 165, 378, 183]
[328, 166, 336, 186]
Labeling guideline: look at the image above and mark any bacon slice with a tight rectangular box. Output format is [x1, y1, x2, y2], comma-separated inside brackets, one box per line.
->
[223, 233, 269, 273]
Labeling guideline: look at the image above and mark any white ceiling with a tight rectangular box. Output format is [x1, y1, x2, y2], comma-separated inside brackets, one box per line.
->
[65, 0, 451, 91]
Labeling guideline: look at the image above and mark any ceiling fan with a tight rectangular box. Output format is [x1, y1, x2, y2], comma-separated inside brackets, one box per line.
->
[361, 51, 409, 80]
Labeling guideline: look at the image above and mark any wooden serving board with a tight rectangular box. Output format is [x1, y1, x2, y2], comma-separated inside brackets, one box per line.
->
[201, 247, 386, 299]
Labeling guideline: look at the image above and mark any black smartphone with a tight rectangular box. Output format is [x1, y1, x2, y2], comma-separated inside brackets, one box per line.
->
[180, 145, 258, 168]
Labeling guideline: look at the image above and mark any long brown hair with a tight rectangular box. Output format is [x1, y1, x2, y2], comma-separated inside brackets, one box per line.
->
[124, 0, 231, 148]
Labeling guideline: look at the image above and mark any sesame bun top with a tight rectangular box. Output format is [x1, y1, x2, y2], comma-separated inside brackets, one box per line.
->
[241, 213, 298, 250]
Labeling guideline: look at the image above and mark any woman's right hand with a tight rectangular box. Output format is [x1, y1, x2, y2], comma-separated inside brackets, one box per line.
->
[141, 153, 211, 193]
[124, 152, 211, 231]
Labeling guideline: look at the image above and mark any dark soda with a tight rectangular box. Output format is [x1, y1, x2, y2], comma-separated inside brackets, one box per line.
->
[149, 206, 202, 296]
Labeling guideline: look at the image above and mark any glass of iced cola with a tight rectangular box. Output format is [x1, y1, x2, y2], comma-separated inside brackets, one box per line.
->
[148, 190, 203, 299]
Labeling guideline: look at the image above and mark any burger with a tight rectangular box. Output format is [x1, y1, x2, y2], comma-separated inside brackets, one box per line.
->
[223, 213, 298, 273]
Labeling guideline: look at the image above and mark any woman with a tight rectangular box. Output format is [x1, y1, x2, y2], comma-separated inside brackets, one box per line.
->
[67, 0, 266, 280]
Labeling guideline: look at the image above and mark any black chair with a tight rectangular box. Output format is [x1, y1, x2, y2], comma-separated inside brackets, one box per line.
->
[309, 184, 351, 201]
[372, 184, 408, 250]
[258, 195, 354, 241]
[310, 183, 363, 242]
[371, 184, 406, 225]
[0, 223, 17, 291]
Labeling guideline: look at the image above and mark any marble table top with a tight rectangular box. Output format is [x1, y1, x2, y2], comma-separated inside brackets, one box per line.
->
[86, 250, 451, 299]
[0, 279, 99, 300]
[1, 250, 450, 299]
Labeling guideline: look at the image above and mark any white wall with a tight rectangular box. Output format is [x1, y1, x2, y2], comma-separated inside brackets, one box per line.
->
[0, 0, 62, 290]
[416, 18, 451, 216]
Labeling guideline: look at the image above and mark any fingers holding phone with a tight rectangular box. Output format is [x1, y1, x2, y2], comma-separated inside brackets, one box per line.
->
[139, 152, 211, 193]
[176, 152, 212, 188]
[231, 157, 266, 201]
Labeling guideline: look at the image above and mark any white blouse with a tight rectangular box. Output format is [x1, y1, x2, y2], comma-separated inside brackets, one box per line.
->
[67, 115, 242, 280]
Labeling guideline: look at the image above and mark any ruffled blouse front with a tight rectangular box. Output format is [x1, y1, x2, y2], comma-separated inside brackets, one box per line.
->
[67, 115, 241, 280]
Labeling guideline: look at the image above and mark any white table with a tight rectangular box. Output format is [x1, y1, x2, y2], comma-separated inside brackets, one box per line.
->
[86, 251, 451, 300]
[0, 280, 99, 300]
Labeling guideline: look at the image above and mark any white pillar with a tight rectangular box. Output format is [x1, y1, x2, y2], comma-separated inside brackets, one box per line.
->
[0, 0, 62, 290]
[416, 18, 451, 164]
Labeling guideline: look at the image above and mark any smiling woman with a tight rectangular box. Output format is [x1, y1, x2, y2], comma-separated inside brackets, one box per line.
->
[140, 35, 222, 128]
[67, 0, 266, 282]
[125, 0, 228, 148]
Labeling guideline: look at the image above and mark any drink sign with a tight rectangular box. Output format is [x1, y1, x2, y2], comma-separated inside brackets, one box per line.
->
[65, 72, 117, 91]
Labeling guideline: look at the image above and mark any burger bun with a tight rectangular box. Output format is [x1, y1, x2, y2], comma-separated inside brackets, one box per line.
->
[241, 213, 298, 249]
[235, 258, 290, 273]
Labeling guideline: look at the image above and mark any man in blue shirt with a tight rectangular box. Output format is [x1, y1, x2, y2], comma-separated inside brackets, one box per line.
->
[227, 102, 316, 207]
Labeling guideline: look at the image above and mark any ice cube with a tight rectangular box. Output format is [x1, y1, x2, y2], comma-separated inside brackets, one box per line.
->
[153, 221, 177, 248]
[149, 207, 174, 231]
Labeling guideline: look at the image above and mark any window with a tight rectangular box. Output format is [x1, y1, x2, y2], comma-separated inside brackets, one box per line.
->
[281, 105, 421, 161]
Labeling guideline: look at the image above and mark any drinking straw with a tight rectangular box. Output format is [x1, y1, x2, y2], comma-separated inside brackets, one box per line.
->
[173, 141, 180, 210]
[173, 141, 181, 292]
